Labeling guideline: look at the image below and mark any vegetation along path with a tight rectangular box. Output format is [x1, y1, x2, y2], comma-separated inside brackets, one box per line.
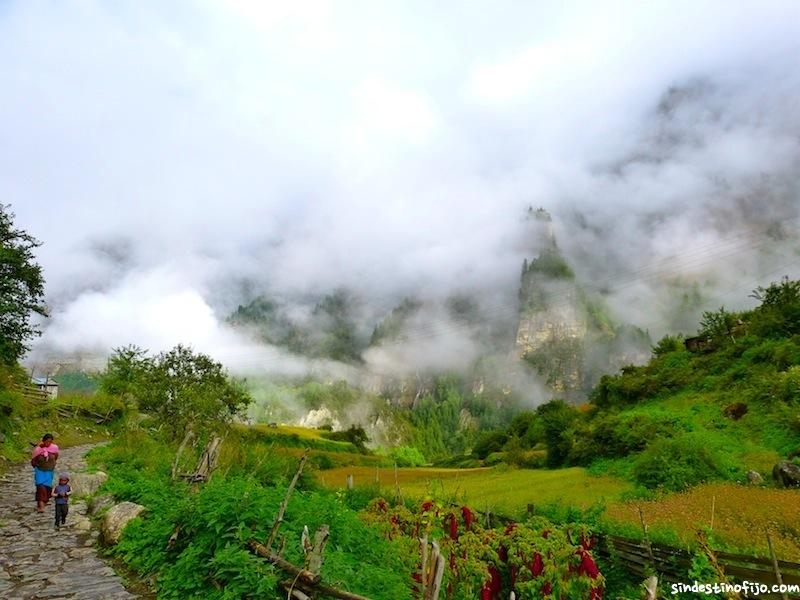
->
[0, 444, 137, 599]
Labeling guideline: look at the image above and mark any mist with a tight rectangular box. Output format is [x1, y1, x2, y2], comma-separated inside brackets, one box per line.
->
[4, 1, 799, 384]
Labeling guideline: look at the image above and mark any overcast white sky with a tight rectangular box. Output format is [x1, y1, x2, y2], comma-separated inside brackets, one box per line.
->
[4, 0, 800, 368]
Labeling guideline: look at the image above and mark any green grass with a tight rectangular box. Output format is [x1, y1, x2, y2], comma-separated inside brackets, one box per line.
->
[585, 388, 786, 483]
[234, 423, 360, 453]
[0, 379, 121, 472]
[87, 426, 416, 599]
[318, 465, 633, 518]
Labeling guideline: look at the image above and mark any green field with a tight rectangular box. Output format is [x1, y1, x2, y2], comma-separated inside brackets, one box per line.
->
[319, 465, 634, 517]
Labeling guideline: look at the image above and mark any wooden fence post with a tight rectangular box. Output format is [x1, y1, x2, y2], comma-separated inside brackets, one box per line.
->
[346, 474, 354, 490]
[766, 531, 789, 600]
[643, 575, 658, 600]
[423, 540, 444, 600]
[638, 506, 655, 566]
[393, 462, 403, 505]
[307, 525, 330, 576]
[266, 449, 309, 551]
[710, 495, 716, 532]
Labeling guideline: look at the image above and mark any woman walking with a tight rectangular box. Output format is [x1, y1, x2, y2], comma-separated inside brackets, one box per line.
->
[31, 433, 59, 513]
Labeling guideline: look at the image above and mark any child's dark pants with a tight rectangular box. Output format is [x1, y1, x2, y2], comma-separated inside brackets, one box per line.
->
[55, 503, 68, 526]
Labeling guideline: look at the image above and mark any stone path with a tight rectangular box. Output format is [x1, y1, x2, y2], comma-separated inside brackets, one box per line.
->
[0, 444, 138, 599]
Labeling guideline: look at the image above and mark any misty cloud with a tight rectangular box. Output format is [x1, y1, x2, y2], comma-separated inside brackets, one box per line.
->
[3, 0, 799, 373]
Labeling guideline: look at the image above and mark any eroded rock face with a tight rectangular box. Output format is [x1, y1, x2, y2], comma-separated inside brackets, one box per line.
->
[102, 502, 145, 545]
[772, 461, 800, 488]
[70, 471, 108, 497]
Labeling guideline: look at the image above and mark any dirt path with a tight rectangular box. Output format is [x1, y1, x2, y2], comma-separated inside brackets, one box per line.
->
[0, 444, 138, 599]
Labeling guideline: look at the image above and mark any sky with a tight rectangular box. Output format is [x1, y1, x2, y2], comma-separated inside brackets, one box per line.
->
[3, 0, 800, 374]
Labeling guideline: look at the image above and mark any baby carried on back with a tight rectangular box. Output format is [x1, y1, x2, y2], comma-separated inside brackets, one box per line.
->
[31, 434, 60, 513]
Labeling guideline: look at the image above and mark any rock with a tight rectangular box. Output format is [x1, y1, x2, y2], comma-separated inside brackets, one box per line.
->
[772, 461, 800, 488]
[71, 515, 92, 531]
[70, 471, 108, 497]
[88, 494, 115, 516]
[723, 402, 748, 420]
[746, 470, 763, 484]
[101, 502, 145, 545]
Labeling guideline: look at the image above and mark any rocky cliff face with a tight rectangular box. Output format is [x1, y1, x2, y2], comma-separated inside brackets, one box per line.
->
[514, 208, 650, 400]
[514, 209, 585, 396]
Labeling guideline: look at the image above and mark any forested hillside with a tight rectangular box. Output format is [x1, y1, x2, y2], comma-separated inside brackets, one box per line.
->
[478, 278, 800, 491]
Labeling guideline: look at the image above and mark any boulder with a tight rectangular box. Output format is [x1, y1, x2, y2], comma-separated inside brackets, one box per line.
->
[69, 471, 108, 497]
[746, 470, 763, 485]
[772, 461, 800, 488]
[88, 493, 115, 516]
[722, 402, 748, 420]
[101, 502, 145, 545]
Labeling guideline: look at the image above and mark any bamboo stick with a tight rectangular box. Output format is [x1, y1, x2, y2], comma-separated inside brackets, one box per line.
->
[289, 580, 374, 600]
[248, 539, 321, 585]
[265, 449, 309, 551]
[766, 531, 789, 600]
[638, 506, 655, 566]
[171, 428, 194, 480]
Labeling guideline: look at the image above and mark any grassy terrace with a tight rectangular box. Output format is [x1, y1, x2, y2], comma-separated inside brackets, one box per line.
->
[319, 463, 800, 561]
[318, 465, 634, 516]
[604, 482, 800, 561]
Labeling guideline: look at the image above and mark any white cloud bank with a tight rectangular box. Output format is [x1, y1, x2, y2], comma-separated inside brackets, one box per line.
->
[2, 0, 798, 372]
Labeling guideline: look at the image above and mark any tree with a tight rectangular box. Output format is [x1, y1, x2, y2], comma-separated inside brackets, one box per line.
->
[99, 345, 152, 400]
[750, 277, 800, 338]
[698, 306, 739, 344]
[103, 344, 252, 437]
[0, 205, 47, 364]
[537, 399, 578, 468]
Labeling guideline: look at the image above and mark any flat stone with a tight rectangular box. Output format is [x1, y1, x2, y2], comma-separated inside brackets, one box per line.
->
[0, 445, 141, 599]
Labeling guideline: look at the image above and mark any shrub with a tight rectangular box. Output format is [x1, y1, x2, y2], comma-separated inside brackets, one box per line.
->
[321, 424, 370, 452]
[472, 430, 508, 460]
[388, 445, 426, 467]
[631, 434, 734, 491]
[652, 334, 685, 357]
[537, 400, 579, 468]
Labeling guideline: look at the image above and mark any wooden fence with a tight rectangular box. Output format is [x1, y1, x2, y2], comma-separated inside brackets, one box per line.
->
[597, 534, 800, 599]
[11, 383, 49, 405]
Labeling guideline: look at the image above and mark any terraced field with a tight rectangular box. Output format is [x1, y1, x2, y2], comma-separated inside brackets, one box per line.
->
[318, 465, 634, 516]
[603, 482, 800, 561]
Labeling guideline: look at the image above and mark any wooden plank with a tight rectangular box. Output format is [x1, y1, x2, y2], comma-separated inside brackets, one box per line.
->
[722, 564, 800, 586]
[717, 551, 800, 573]
[603, 534, 800, 575]
[610, 560, 683, 585]
[606, 539, 692, 567]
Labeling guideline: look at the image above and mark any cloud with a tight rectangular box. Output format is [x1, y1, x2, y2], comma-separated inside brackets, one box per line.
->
[3, 0, 799, 371]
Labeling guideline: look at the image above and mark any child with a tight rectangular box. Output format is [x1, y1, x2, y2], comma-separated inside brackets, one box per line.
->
[52, 473, 71, 529]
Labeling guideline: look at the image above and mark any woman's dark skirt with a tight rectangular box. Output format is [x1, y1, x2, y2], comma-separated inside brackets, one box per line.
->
[35, 484, 51, 504]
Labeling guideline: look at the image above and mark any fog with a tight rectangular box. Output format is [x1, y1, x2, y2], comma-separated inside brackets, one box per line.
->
[4, 1, 799, 379]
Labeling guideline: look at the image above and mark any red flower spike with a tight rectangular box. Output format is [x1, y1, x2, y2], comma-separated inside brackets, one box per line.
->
[446, 513, 458, 540]
[461, 506, 474, 531]
[530, 552, 543, 577]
